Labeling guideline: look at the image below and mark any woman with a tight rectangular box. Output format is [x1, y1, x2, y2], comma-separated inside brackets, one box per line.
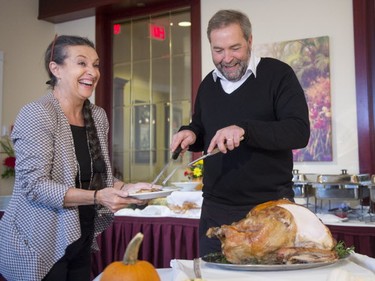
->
[0, 35, 154, 281]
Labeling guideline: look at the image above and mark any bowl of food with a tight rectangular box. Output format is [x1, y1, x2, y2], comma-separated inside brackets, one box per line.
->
[171, 181, 201, 191]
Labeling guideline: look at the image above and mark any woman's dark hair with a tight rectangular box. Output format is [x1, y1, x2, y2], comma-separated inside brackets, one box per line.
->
[83, 99, 107, 190]
[45, 35, 107, 190]
[44, 35, 95, 87]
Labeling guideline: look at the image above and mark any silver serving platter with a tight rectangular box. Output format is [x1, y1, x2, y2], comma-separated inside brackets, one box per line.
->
[202, 257, 339, 271]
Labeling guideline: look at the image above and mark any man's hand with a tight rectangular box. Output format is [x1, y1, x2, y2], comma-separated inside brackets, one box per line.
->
[170, 129, 197, 156]
[207, 125, 245, 154]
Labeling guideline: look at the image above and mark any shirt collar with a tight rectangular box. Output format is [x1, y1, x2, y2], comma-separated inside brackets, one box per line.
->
[212, 53, 260, 82]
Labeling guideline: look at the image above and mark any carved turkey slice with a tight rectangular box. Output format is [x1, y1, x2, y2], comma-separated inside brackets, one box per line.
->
[206, 199, 338, 264]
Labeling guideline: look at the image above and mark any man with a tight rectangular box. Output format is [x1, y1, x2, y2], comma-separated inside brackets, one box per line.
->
[171, 9, 310, 256]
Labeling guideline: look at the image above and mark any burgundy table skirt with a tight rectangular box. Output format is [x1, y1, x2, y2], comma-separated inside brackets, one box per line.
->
[90, 216, 199, 278]
[328, 224, 375, 257]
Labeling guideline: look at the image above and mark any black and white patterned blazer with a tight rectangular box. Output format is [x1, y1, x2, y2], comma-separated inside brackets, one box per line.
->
[0, 92, 114, 281]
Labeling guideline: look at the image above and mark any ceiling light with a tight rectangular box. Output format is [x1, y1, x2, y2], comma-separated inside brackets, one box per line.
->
[178, 21, 191, 27]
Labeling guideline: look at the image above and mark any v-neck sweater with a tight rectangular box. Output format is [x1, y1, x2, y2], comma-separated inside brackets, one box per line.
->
[182, 57, 310, 206]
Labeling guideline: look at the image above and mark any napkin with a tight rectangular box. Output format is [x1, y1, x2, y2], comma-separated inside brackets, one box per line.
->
[115, 205, 173, 216]
[348, 253, 375, 274]
[167, 191, 203, 208]
[170, 259, 196, 281]
[115, 203, 201, 218]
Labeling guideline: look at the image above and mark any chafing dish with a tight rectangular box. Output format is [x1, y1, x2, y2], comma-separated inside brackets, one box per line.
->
[312, 170, 370, 200]
[368, 175, 375, 214]
[292, 170, 315, 198]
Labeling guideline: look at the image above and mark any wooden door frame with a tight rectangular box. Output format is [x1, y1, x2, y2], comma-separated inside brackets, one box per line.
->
[353, 0, 375, 174]
[94, 0, 201, 157]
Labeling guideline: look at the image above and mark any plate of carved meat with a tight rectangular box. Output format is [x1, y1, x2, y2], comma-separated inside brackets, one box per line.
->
[202, 252, 341, 271]
[128, 187, 175, 200]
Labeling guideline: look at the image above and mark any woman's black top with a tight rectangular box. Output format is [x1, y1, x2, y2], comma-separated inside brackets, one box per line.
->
[70, 125, 95, 237]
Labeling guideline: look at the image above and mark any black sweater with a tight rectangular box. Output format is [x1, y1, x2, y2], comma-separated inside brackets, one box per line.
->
[182, 58, 310, 206]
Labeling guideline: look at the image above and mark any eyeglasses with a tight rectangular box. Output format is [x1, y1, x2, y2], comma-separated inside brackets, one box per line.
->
[50, 34, 58, 62]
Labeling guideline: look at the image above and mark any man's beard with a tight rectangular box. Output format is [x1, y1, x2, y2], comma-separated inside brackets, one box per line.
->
[217, 59, 248, 82]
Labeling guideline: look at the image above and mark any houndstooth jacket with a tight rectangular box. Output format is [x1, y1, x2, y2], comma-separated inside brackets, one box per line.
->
[0, 92, 114, 281]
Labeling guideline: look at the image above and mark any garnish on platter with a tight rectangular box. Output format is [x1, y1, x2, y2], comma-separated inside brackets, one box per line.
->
[203, 242, 353, 266]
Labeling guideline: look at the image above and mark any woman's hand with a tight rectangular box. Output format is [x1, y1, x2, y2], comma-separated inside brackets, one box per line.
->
[96, 182, 162, 213]
[94, 187, 141, 213]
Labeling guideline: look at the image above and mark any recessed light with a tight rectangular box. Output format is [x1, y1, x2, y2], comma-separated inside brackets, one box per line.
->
[178, 21, 191, 27]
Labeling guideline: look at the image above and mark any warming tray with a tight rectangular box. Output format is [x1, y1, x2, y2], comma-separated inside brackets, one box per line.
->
[368, 175, 375, 208]
[311, 170, 370, 200]
[292, 170, 316, 198]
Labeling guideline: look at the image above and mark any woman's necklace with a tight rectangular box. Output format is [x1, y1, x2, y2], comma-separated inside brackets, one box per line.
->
[71, 128, 93, 190]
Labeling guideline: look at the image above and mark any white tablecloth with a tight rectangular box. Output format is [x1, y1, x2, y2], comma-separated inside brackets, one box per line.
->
[169, 257, 375, 281]
[94, 254, 375, 281]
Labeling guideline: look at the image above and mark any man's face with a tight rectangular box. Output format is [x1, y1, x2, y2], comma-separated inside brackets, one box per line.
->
[210, 23, 252, 82]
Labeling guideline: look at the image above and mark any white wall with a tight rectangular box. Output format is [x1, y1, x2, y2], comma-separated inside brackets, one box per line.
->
[0, 0, 54, 193]
[0, 51, 3, 136]
[0, 0, 360, 193]
[55, 16, 96, 42]
[201, 0, 358, 175]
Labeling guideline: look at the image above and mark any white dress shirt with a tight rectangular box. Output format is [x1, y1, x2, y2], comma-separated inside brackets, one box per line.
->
[212, 53, 261, 94]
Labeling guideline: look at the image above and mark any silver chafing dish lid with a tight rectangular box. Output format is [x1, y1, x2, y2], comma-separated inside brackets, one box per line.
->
[292, 169, 317, 184]
[315, 170, 370, 185]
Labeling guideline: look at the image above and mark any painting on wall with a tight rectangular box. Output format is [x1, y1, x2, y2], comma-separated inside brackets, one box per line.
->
[254, 36, 332, 161]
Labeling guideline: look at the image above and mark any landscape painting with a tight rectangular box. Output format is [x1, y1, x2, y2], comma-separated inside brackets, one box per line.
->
[254, 36, 332, 161]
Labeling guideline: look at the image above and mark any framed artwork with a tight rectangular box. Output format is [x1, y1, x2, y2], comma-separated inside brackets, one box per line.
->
[254, 36, 332, 161]
[134, 104, 156, 163]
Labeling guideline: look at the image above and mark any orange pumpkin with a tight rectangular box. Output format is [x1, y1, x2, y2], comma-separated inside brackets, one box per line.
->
[101, 232, 160, 281]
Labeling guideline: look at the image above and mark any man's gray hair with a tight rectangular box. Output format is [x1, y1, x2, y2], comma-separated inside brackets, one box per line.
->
[207, 10, 252, 42]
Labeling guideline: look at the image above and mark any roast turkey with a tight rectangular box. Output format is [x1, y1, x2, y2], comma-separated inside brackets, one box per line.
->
[206, 199, 338, 264]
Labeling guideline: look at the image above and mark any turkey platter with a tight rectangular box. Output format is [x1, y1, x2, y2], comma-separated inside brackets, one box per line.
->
[206, 199, 338, 265]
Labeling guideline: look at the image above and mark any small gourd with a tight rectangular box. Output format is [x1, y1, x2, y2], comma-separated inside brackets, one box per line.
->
[101, 232, 160, 281]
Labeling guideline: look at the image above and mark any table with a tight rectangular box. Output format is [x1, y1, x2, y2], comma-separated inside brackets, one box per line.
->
[90, 215, 375, 279]
[91, 216, 199, 278]
[94, 258, 375, 281]
[1, 211, 375, 280]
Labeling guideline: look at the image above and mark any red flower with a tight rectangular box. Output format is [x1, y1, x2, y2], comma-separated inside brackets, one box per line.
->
[3, 156, 15, 168]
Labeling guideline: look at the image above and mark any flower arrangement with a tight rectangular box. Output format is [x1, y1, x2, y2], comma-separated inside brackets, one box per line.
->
[184, 159, 203, 180]
[0, 136, 15, 179]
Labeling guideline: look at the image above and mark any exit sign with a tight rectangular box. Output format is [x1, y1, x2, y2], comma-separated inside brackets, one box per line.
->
[150, 24, 166, 41]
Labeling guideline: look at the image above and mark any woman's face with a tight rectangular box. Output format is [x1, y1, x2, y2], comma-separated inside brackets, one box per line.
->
[56, 45, 100, 100]
[210, 23, 252, 82]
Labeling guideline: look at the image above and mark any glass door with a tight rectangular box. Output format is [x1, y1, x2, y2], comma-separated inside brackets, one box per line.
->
[112, 9, 192, 183]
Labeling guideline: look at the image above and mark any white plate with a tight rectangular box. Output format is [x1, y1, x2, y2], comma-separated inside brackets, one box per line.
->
[129, 188, 175, 200]
[171, 181, 201, 191]
[202, 253, 340, 271]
